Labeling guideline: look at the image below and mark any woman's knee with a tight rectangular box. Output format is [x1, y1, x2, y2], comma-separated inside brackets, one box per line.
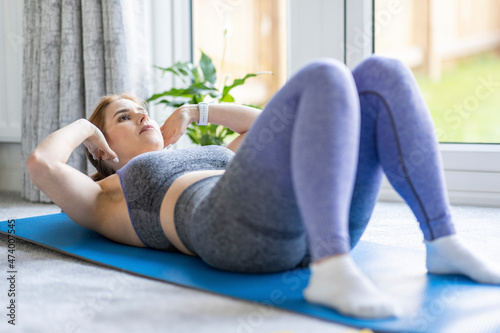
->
[353, 55, 413, 87]
[298, 58, 354, 86]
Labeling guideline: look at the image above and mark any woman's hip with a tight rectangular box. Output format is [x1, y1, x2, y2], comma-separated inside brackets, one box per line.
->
[185, 180, 308, 273]
[189, 209, 308, 273]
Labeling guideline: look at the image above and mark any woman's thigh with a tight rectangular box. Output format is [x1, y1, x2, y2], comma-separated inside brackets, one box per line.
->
[188, 74, 311, 273]
[188, 58, 362, 271]
[188, 149, 308, 273]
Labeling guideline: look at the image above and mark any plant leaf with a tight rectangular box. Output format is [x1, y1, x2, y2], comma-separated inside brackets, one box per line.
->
[186, 126, 202, 144]
[219, 93, 234, 103]
[208, 91, 222, 99]
[186, 132, 200, 145]
[191, 66, 200, 84]
[147, 93, 190, 105]
[154, 62, 195, 85]
[199, 51, 217, 84]
[148, 83, 218, 100]
[242, 103, 263, 110]
[157, 99, 188, 108]
[220, 72, 271, 101]
[147, 92, 171, 102]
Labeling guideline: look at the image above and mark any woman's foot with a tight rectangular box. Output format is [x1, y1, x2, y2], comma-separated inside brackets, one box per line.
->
[426, 234, 500, 284]
[303, 254, 400, 318]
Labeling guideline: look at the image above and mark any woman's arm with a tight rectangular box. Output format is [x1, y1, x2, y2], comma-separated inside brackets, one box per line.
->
[194, 103, 262, 134]
[161, 103, 262, 152]
[26, 119, 118, 230]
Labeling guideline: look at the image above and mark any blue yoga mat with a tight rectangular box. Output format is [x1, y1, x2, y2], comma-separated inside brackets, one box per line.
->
[1, 213, 499, 333]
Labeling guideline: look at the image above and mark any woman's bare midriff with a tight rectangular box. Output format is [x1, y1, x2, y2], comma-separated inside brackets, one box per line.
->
[159, 169, 225, 255]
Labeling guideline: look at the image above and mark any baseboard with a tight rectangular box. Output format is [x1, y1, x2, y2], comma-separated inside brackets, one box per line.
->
[0, 142, 22, 192]
[0, 165, 22, 192]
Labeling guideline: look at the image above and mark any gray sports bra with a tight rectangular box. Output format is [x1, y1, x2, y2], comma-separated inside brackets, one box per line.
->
[117, 145, 235, 251]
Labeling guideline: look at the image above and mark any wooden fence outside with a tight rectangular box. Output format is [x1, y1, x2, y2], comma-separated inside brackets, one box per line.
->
[192, 0, 287, 106]
[375, 0, 500, 80]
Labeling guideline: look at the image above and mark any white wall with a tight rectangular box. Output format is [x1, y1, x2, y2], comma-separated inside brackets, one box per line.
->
[0, 0, 23, 193]
[0, 0, 22, 143]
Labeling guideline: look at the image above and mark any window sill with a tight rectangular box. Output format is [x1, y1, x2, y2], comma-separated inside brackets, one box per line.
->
[379, 143, 500, 207]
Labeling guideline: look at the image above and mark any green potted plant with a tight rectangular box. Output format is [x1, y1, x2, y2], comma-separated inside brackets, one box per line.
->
[147, 51, 269, 146]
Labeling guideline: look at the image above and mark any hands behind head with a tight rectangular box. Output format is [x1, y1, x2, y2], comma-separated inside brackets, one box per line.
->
[82, 120, 119, 163]
[160, 104, 197, 149]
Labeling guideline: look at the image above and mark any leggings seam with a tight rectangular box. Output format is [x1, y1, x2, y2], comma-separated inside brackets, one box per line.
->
[359, 90, 435, 239]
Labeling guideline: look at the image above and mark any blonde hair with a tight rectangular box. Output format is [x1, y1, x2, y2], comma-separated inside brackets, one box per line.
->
[86, 93, 148, 181]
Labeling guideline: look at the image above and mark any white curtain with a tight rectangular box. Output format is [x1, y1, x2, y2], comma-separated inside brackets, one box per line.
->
[22, 0, 151, 202]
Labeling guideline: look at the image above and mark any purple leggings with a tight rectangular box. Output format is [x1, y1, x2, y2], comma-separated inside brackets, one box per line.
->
[182, 55, 455, 273]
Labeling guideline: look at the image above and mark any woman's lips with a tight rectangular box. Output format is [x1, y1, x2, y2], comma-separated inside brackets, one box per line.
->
[140, 125, 155, 134]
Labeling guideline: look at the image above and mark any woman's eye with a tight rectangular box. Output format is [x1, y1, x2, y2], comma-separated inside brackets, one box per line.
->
[118, 114, 129, 122]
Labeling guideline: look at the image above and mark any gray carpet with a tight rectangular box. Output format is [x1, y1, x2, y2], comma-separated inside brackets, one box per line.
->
[0, 191, 499, 333]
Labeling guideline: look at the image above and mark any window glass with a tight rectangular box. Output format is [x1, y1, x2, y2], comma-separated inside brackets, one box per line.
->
[192, 0, 287, 107]
[375, 0, 500, 143]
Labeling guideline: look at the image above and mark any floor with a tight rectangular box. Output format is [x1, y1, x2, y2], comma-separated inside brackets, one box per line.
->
[1, 191, 499, 333]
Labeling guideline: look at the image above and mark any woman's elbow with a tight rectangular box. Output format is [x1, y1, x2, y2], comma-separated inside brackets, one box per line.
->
[26, 149, 48, 180]
[225, 132, 248, 153]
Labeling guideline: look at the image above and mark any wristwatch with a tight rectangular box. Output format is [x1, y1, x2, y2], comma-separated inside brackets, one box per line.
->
[197, 102, 209, 126]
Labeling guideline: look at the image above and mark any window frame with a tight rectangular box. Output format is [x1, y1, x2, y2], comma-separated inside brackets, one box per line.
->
[173, 0, 500, 207]
[289, 0, 500, 207]
[149, 0, 192, 123]
[347, 0, 500, 206]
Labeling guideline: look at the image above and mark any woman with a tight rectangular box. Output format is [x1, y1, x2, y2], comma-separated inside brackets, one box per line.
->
[27, 55, 500, 319]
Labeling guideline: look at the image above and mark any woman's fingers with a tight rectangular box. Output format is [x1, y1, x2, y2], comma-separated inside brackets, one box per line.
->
[84, 144, 100, 161]
[163, 128, 183, 147]
[99, 148, 119, 162]
[161, 123, 183, 147]
[83, 122, 119, 163]
[89, 146, 118, 163]
[160, 105, 192, 148]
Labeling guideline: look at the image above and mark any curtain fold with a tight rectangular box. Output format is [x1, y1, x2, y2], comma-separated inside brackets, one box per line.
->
[22, 0, 151, 202]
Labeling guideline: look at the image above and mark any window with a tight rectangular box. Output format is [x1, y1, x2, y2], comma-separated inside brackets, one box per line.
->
[192, 0, 288, 107]
[149, 0, 500, 206]
[375, 0, 500, 143]
[373, 0, 500, 206]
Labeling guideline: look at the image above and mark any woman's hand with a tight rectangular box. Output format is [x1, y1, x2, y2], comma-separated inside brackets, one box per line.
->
[81, 120, 118, 162]
[160, 103, 261, 150]
[160, 105, 197, 148]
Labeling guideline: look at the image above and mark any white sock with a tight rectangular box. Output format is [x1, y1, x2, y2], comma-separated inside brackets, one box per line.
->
[426, 234, 500, 284]
[303, 254, 400, 319]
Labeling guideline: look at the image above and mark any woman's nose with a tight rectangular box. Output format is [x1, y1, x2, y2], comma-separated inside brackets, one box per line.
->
[138, 113, 148, 123]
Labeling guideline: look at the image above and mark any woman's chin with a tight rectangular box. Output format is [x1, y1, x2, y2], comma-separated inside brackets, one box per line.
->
[141, 136, 164, 151]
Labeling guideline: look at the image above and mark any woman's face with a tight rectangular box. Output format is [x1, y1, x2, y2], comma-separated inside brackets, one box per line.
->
[103, 98, 164, 169]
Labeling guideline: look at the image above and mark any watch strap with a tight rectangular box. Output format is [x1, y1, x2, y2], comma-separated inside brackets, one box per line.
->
[197, 103, 209, 126]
